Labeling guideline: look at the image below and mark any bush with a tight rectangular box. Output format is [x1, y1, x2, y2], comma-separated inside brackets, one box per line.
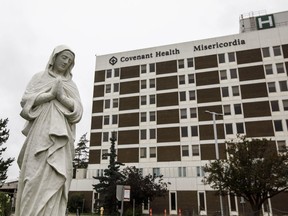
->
[67, 193, 85, 213]
[123, 207, 142, 216]
[0, 192, 12, 216]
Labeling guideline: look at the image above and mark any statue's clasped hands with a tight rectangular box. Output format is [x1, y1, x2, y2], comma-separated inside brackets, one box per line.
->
[49, 77, 74, 111]
[50, 77, 66, 102]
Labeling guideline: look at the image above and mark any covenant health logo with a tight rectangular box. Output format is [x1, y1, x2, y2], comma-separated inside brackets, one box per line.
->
[109, 56, 118, 66]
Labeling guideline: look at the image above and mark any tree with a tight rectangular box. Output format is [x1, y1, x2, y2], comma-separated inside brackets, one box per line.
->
[73, 133, 89, 169]
[203, 135, 288, 216]
[0, 192, 12, 216]
[67, 193, 85, 213]
[93, 133, 125, 215]
[0, 119, 14, 186]
[122, 166, 169, 210]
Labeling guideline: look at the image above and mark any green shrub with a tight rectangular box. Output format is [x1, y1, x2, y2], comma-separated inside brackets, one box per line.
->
[67, 193, 85, 213]
[0, 192, 11, 216]
[123, 207, 142, 216]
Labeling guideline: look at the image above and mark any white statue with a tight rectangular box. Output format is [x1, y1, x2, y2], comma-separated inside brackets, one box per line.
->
[16, 45, 83, 216]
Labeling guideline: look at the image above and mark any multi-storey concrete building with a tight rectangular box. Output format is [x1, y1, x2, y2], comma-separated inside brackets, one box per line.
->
[70, 10, 288, 215]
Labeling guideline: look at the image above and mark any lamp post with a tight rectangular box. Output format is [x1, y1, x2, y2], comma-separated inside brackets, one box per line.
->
[205, 110, 224, 216]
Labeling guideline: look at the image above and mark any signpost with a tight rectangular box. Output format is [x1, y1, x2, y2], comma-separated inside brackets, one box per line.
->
[116, 185, 131, 216]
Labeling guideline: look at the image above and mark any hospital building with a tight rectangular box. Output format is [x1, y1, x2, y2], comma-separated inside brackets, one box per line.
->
[70, 10, 288, 215]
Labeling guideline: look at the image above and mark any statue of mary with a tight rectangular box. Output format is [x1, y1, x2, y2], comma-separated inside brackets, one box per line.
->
[15, 45, 83, 216]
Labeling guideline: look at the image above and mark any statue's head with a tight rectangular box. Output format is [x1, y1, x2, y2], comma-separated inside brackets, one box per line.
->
[47, 45, 75, 78]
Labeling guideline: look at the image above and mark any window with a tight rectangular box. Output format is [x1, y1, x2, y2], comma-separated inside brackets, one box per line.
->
[112, 131, 117, 140]
[232, 86, 240, 96]
[149, 79, 155, 88]
[262, 47, 270, 58]
[170, 192, 177, 211]
[97, 169, 104, 177]
[277, 140, 286, 152]
[179, 75, 185, 85]
[153, 168, 160, 176]
[268, 82, 276, 92]
[220, 70, 227, 80]
[140, 148, 147, 158]
[150, 95, 156, 104]
[143, 198, 149, 211]
[276, 63, 285, 74]
[197, 166, 204, 177]
[180, 109, 187, 119]
[228, 52, 235, 62]
[178, 167, 187, 177]
[114, 83, 119, 92]
[103, 132, 109, 142]
[114, 68, 120, 77]
[218, 53, 225, 64]
[225, 123, 233, 134]
[104, 115, 109, 125]
[139, 198, 150, 211]
[198, 192, 206, 211]
[189, 90, 196, 100]
[140, 129, 147, 140]
[236, 123, 244, 134]
[104, 99, 110, 109]
[222, 87, 229, 97]
[112, 115, 118, 124]
[150, 111, 156, 121]
[150, 147, 156, 158]
[274, 120, 283, 131]
[230, 68, 238, 79]
[223, 105, 231, 115]
[283, 100, 288, 111]
[273, 46, 281, 56]
[187, 58, 194, 67]
[181, 127, 188, 137]
[141, 64, 146, 73]
[141, 80, 146, 89]
[102, 149, 108, 160]
[264, 64, 273, 75]
[105, 84, 111, 93]
[149, 63, 155, 72]
[191, 126, 198, 136]
[279, 81, 288, 91]
[234, 104, 242, 114]
[180, 91, 186, 101]
[141, 112, 146, 122]
[141, 95, 147, 105]
[113, 98, 118, 108]
[188, 74, 195, 83]
[190, 108, 197, 118]
[192, 145, 200, 156]
[229, 194, 237, 212]
[150, 129, 156, 139]
[178, 59, 184, 69]
[106, 69, 112, 78]
[271, 100, 280, 111]
[182, 145, 189, 157]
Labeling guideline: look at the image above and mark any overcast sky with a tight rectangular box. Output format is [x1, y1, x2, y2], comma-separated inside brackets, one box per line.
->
[0, 0, 287, 180]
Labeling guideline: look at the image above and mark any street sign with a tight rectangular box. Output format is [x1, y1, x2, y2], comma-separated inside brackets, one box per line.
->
[123, 187, 130, 201]
[117, 185, 131, 216]
[116, 185, 131, 201]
